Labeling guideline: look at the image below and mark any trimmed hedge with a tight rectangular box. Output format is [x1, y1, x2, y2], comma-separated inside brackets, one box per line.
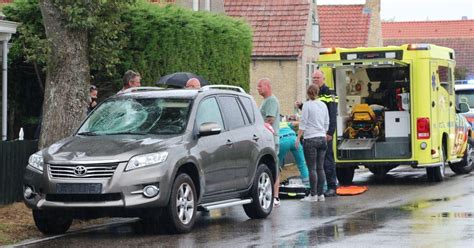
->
[4, 1, 252, 94]
[120, 4, 252, 91]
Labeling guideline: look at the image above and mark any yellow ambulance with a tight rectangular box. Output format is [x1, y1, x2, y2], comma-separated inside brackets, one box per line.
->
[316, 44, 473, 184]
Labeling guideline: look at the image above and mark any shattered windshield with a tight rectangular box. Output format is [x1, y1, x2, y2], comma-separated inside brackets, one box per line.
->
[77, 98, 192, 135]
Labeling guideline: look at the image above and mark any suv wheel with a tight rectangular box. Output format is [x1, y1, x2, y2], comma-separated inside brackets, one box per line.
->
[33, 209, 73, 235]
[163, 173, 197, 234]
[243, 164, 273, 219]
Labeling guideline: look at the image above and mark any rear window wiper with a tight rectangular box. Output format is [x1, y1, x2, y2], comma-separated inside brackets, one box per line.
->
[77, 131, 99, 136]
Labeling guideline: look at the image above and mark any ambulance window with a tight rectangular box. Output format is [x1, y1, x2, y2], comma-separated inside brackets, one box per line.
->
[438, 66, 453, 95]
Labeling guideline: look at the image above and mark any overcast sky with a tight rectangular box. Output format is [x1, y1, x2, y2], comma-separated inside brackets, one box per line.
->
[317, 0, 474, 21]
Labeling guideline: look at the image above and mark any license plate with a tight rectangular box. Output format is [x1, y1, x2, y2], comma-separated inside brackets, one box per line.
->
[56, 183, 102, 194]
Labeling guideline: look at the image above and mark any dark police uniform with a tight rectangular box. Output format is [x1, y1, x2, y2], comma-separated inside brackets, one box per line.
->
[318, 84, 338, 192]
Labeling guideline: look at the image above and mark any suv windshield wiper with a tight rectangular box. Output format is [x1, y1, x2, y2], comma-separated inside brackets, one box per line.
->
[77, 131, 99, 136]
[105, 131, 147, 135]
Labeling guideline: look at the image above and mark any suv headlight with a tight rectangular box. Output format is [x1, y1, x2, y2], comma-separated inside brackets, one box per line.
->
[125, 151, 168, 171]
[28, 154, 44, 172]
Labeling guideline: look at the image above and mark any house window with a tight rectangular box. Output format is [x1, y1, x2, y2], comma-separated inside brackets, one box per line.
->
[306, 63, 316, 88]
[193, 0, 199, 11]
[311, 11, 320, 43]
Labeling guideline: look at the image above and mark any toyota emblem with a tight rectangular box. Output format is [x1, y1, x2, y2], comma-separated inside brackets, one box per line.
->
[73, 165, 87, 176]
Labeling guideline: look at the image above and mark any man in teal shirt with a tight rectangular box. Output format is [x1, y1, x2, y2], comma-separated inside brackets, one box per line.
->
[257, 78, 281, 207]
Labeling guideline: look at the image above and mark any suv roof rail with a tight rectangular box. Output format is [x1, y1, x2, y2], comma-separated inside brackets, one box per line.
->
[201, 85, 246, 93]
[120, 86, 165, 94]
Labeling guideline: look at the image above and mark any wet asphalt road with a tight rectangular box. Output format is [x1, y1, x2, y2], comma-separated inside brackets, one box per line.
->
[15, 167, 474, 248]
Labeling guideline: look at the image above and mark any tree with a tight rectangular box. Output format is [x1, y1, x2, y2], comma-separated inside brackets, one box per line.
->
[37, 0, 135, 148]
[4, 1, 251, 143]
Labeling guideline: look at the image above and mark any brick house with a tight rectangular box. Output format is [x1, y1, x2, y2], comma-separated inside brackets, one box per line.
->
[383, 20, 474, 79]
[224, 0, 320, 115]
[317, 0, 382, 48]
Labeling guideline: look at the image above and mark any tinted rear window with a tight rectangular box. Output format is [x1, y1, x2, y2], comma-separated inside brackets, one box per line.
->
[219, 96, 246, 130]
[239, 96, 255, 124]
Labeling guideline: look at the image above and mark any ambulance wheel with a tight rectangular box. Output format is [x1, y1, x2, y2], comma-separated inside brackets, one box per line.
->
[336, 167, 355, 185]
[427, 147, 446, 182]
[368, 167, 391, 178]
[449, 142, 474, 174]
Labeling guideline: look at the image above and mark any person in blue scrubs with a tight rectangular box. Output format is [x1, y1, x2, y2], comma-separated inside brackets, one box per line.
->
[279, 119, 309, 187]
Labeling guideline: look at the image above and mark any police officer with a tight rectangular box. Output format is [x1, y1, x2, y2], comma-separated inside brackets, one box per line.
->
[296, 69, 338, 197]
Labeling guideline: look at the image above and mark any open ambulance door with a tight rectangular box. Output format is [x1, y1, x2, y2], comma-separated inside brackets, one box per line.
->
[317, 59, 409, 89]
[316, 59, 412, 161]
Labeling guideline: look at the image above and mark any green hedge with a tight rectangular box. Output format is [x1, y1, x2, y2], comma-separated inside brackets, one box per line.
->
[120, 4, 252, 91]
[4, 1, 252, 93]
[2, 1, 252, 140]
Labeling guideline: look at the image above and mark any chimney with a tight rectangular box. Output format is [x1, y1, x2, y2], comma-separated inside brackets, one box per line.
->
[365, 0, 382, 47]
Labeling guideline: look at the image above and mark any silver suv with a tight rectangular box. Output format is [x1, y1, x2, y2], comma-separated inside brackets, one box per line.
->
[23, 86, 277, 234]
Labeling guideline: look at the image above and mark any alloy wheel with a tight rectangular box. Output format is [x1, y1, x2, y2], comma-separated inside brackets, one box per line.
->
[176, 182, 194, 225]
[258, 172, 272, 210]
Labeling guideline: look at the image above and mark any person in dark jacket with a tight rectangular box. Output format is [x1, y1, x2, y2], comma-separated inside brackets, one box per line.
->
[87, 85, 98, 114]
[296, 69, 338, 197]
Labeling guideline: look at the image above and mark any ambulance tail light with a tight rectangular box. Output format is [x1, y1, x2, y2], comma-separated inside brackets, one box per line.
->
[319, 48, 336, 55]
[408, 44, 430, 50]
[417, 117, 430, 139]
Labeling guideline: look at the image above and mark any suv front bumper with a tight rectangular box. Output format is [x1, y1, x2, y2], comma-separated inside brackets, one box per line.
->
[23, 162, 172, 210]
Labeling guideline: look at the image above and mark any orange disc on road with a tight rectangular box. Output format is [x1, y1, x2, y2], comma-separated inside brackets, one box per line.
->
[336, 186, 368, 196]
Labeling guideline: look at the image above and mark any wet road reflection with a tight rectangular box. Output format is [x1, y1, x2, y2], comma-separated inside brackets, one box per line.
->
[19, 169, 474, 247]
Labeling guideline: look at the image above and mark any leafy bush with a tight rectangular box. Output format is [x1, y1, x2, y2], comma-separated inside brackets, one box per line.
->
[4, 0, 252, 92]
[119, 3, 252, 91]
[2, 1, 252, 138]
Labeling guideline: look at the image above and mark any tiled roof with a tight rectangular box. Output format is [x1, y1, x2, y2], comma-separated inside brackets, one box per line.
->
[384, 38, 474, 77]
[224, 0, 310, 57]
[382, 20, 474, 39]
[318, 4, 371, 48]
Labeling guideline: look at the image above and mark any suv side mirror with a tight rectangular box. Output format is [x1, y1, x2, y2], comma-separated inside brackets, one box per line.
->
[457, 102, 470, 113]
[198, 122, 222, 137]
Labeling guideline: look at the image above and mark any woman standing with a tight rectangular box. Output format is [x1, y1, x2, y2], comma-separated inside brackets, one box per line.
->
[296, 84, 329, 202]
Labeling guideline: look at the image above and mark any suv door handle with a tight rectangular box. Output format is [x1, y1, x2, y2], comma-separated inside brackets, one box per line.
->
[253, 135, 259, 141]
[226, 139, 233, 146]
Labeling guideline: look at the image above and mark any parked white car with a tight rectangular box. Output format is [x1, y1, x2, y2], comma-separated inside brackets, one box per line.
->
[455, 83, 474, 125]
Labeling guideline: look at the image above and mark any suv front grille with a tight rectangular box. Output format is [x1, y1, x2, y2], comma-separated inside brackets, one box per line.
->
[49, 163, 119, 179]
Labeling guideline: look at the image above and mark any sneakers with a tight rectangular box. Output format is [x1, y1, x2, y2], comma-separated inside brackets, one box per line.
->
[273, 197, 281, 207]
[317, 194, 325, 202]
[300, 195, 318, 202]
[301, 194, 325, 202]
[324, 188, 337, 197]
